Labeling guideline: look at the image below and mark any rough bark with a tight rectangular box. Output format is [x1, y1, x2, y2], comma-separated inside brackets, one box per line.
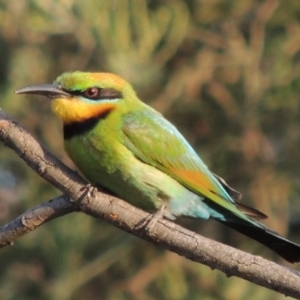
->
[1, 108, 300, 299]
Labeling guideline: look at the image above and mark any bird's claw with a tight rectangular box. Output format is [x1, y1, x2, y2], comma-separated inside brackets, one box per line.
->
[79, 183, 98, 202]
[135, 205, 166, 232]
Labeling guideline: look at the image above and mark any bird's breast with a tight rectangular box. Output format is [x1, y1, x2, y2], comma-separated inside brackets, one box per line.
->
[64, 128, 214, 220]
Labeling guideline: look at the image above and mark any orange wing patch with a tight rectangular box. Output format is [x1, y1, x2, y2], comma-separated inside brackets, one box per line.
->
[171, 168, 241, 214]
[171, 169, 218, 194]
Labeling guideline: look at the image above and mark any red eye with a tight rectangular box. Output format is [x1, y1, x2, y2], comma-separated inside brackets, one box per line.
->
[84, 87, 100, 99]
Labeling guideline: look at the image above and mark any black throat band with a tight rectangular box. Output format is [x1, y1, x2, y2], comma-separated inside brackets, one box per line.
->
[63, 116, 104, 140]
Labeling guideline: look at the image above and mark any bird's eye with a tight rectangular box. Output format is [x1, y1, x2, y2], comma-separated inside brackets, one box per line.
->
[84, 87, 101, 99]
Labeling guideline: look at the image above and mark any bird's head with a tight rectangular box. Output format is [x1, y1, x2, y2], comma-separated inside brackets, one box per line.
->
[15, 71, 137, 124]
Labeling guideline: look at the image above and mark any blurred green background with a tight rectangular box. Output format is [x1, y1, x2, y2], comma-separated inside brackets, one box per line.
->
[1, 0, 300, 299]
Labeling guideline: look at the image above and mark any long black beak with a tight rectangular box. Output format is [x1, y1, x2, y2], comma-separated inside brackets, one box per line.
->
[15, 84, 71, 99]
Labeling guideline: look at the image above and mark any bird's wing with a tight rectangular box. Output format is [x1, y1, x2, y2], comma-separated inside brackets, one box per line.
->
[122, 109, 260, 221]
[213, 173, 267, 220]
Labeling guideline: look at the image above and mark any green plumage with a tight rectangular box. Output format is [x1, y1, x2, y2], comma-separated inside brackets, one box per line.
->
[15, 71, 300, 263]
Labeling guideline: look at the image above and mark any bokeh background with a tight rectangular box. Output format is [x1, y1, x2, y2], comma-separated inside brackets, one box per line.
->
[1, 0, 300, 299]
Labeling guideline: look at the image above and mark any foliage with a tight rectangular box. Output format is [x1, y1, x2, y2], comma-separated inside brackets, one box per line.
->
[0, 0, 300, 299]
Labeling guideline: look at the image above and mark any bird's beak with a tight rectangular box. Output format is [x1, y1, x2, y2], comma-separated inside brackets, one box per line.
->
[15, 84, 71, 99]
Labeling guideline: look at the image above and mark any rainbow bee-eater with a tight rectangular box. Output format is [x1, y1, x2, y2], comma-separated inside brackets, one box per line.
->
[15, 71, 300, 263]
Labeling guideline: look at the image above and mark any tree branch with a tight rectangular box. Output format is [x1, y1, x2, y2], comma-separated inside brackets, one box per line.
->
[1, 108, 300, 299]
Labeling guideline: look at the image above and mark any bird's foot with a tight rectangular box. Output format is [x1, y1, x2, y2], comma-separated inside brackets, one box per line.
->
[79, 183, 98, 202]
[135, 205, 166, 232]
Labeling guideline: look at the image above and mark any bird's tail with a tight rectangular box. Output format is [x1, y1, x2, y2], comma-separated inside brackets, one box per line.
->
[220, 219, 300, 263]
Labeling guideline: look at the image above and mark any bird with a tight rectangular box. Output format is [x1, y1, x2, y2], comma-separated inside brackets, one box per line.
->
[15, 71, 300, 263]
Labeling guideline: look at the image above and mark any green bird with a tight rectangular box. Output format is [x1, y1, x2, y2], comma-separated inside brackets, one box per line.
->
[15, 71, 300, 262]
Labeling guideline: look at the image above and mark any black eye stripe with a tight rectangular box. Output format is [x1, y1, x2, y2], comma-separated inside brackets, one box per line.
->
[68, 87, 122, 100]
